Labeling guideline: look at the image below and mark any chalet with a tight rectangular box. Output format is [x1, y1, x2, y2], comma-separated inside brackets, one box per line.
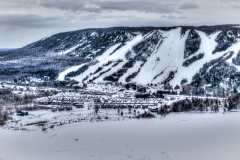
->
[124, 90, 135, 98]
[51, 100, 62, 105]
[38, 100, 50, 105]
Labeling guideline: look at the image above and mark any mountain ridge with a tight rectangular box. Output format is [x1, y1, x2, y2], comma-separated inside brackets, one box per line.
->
[1, 24, 240, 94]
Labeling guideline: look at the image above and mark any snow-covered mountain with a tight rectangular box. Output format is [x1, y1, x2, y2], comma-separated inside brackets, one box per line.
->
[1, 25, 240, 90]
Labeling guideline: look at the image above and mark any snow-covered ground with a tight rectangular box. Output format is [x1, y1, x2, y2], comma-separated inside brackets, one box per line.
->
[65, 27, 240, 87]
[1, 112, 240, 160]
[58, 63, 86, 81]
[132, 28, 221, 86]
[6, 105, 145, 130]
[73, 34, 143, 82]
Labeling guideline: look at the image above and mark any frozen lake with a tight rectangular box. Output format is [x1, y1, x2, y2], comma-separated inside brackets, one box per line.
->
[1, 112, 240, 160]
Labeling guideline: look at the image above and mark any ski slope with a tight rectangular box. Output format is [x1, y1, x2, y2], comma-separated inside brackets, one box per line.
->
[58, 63, 87, 81]
[61, 27, 240, 86]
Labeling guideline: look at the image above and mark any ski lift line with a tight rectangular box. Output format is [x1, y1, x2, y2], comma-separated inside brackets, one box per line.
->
[152, 36, 164, 55]
[152, 58, 161, 70]
[143, 30, 158, 39]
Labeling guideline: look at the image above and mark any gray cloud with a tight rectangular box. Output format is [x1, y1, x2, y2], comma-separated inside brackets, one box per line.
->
[39, 0, 181, 14]
[39, 1, 102, 13]
[220, 0, 239, 2]
[232, 5, 240, 9]
[0, 16, 185, 48]
[0, 14, 61, 28]
[94, 0, 180, 13]
[179, 3, 198, 10]
[161, 15, 177, 19]
[0, 0, 239, 48]
[178, 16, 187, 19]
[161, 15, 187, 19]
[0, 0, 39, 12]
[161, 15, 167, 18]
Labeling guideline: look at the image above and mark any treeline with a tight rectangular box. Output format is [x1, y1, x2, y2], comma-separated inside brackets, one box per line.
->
[65, 65, 89, 78]
[213, 28, 240, 54]
[184, 29, 201, 58]
[190, 52, 240, 96]
[171, 96, 239, 113]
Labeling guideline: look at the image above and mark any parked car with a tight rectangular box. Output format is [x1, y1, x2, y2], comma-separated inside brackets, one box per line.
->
[75, 103, 84, 108]
[58, 106, 65, 111]
[16, 110, 28, 116]
[51, 106, 57, 112]
[65, 106, 73, 111]
[148, 104, 158, 112]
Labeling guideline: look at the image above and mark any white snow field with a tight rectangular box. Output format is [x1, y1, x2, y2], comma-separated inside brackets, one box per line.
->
[67, 27, 240, 86]
[1, 112, 240, 160]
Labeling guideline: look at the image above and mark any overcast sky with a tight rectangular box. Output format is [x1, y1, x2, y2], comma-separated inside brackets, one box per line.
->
[0, 0, 240, 48]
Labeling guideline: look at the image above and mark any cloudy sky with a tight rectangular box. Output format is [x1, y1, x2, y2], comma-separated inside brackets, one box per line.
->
[0, 0, 240, 48]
